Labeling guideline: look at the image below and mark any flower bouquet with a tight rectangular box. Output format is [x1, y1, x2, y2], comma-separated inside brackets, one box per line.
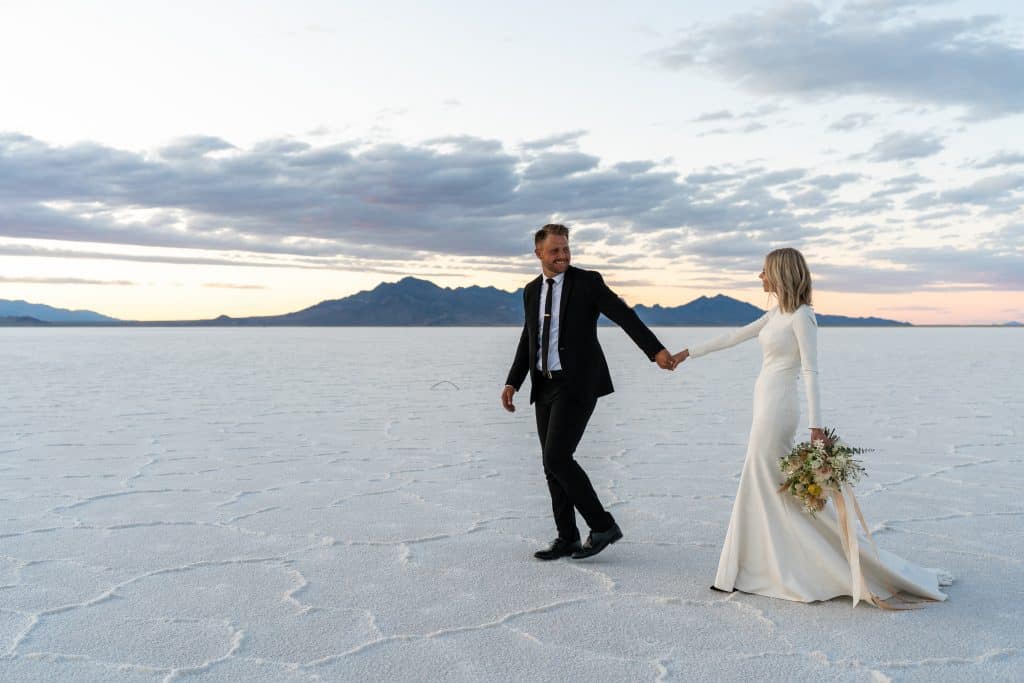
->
[778, 427, 871, 516]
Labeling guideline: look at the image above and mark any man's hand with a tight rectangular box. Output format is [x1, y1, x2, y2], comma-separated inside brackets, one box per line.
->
[654, 349, 676, 371]
[671, 349, 690, 366]
[501, 385, 517, 413]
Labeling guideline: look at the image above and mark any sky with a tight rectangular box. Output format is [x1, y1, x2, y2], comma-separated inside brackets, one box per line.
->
[1, 0, 1023, 324]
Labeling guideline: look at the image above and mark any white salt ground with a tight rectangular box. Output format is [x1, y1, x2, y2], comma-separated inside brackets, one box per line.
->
[0, 327, 1020, 682]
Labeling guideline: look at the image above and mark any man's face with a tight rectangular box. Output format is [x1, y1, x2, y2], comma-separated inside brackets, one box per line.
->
[535, 234, 571, 276]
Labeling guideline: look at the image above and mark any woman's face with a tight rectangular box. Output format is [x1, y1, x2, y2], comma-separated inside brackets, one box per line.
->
[759, 263, 772, 292]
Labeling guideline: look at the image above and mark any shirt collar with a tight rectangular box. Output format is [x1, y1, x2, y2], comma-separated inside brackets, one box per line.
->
[541, 271, 566, 286]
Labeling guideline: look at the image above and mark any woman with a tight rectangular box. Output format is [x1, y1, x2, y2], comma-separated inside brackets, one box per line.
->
[673, 248, 950, 606]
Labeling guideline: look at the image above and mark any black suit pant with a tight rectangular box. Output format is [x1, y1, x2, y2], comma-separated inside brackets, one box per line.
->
[534, 375, 615, 540]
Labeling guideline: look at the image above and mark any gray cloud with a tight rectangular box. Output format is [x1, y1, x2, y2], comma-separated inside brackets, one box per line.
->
[690, 110, 734, 123]
[158, 136, 236, 160]
[812, 241, 1024, 293]
[869, 173, 930, 199]
[520, 130, 588, 151]
[973, 151, 1024, 169]
[656, 1, 1024, 118]
[689, 104, 781, 125]
[870, 246, 1024, 290]
[685, 169, 743, 185]
[0, 276, 136, 285]
[522, 151, 600, 180]
[1, 131, 1018, 294]
[867, 131, 944, 161]
[0, 240, 473, 281]
[698, 121, 771, 137]
[905, 173, 1024, 210]
[829, 112, 876, 131]
[745, 168, 807, 188]
[803, 173, 864, 190]
[939, 173, 1024, 205]
[1, 131, 822, 262]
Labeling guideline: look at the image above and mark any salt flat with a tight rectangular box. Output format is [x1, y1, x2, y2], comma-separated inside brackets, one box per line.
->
[1, 326, 1021, 682]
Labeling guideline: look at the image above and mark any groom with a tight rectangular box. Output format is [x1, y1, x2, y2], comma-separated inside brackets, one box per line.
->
[502, 224, 675, 560]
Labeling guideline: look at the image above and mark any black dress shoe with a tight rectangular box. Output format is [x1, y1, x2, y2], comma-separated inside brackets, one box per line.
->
[710, 585, 734, 593]
[534, 537, 582, 560]
[571, 523, 623, 559]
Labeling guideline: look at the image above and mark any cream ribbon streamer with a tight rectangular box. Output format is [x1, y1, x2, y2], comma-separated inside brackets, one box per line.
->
[832, 485, 931, 610]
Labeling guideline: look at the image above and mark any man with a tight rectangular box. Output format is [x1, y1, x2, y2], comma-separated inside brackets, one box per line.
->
[502, 224, 675, 560]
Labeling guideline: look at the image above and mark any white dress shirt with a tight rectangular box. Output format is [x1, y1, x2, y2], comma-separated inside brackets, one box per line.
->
[536, 271, 564, 372]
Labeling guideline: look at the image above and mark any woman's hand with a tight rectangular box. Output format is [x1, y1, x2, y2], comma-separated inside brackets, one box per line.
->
[671, 349, 690, 366]
[810, 427, 827, 444]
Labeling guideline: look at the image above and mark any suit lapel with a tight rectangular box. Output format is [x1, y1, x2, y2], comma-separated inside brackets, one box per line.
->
[525, 275, 542, 336]
[558, 266, 574, 327]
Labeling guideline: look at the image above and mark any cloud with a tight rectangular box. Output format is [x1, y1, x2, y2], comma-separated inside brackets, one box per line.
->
[698, 121, 771, 137]
[866, 131, 944, 161]
[812, 241, 1024, 293]
[938, 173, 1024, 206]
[202, 282, 266, 290]
[519, 130, 588, 150]
[1, 130, 1019, 294]
[0, 276, 136, 285]
[0, 131, 821, 263]
[973, 151, 1024, 169]
[685, 169, 742, 185]
[803, 173, 864, 190]
[828, 112, 876, 131]
[869, 173, 929, 198]
[656, 1, 1024, 118]
[871, 246, 1024, 290]
[744, 168, 807, 188]
[0, 242, 349, 270]
[522, 152, 600, 180]
[905, 173, 1024, 208]
[158, 136, 236, 160]
[691, 104, 783, 128]
[690, 110, 734, 123]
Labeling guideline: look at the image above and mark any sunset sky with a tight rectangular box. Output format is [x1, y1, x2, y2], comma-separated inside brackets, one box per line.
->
[1, 0, 1023, 324]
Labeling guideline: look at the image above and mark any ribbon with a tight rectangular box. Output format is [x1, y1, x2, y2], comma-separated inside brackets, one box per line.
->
[831, 485, 933, 610]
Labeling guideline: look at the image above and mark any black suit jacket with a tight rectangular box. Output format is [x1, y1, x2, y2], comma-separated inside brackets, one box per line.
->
[504, 266, 666, 404]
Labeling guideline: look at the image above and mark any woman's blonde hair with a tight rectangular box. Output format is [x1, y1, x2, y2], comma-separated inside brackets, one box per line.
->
[764, 248, 812, 313]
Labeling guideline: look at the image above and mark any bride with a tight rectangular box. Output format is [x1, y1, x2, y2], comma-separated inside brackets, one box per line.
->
[673, 248, 950, 607]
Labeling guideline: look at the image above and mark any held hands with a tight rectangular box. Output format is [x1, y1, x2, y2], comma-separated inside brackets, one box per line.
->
[501, 385, 517, 413]
[654, 349, 676, 371]
[671, 349, 690, 367]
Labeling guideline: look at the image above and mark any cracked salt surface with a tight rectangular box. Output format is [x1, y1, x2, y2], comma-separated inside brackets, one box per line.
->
[1, 327, 1021, 681]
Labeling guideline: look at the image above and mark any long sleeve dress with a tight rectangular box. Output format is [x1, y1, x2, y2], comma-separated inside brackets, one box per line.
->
[689, 305, 949, 605]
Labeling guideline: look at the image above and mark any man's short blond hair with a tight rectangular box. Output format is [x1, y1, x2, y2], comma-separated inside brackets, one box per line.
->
[534, 224, 569, 246]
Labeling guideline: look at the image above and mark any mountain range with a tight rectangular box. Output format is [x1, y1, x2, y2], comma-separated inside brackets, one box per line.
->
[2, 278, 916, 326]
[0, 299, 119, 323]
[206, 277, 910, 327]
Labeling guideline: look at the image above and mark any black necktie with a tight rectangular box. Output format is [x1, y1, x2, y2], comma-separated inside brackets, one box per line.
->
[541, 278, 554, 376]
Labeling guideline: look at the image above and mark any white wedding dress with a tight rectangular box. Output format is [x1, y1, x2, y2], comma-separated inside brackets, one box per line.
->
[689, 304, 950, 606]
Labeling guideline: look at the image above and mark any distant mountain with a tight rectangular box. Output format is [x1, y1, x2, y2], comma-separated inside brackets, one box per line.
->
[816, 313, 911, 326]
[1002, 321, 1022, 327]
[0, 277, 913, 326]
[208, 276, 910, 327]
[634, 294, 763, 325]
[213, 277, 522, 326]
[0, 315, 48, 326]
[0, 299, 118, 323]
[632, 294, 909, 327]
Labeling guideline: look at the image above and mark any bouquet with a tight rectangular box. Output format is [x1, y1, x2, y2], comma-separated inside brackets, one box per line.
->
[778, 427, 871, 516]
